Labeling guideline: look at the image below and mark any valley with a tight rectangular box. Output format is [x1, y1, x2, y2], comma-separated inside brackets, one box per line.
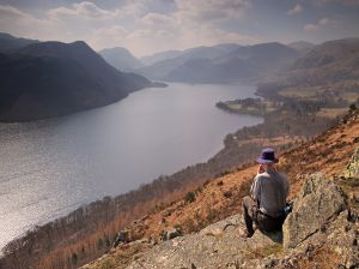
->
[0, 33, 358, 269]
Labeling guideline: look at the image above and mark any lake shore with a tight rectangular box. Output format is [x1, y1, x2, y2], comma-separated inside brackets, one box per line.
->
[0, 82, 345, 269]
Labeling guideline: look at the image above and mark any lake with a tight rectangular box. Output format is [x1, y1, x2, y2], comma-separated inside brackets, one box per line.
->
[0, 82, 262, 250]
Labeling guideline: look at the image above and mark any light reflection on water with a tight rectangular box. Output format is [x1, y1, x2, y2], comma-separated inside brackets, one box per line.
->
[0, 82, 263, 250]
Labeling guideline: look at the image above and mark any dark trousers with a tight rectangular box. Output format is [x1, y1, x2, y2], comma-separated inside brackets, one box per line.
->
[242, 196, 285, 236]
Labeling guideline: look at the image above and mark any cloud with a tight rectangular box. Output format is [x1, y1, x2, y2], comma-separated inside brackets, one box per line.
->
[90, 25, 128, 49]
[304, 17, 330, 32]
[47, 1, 121, 20]
[318, 18, 329, 25]
[0, 1, 258, 56]
[312, 0, 359, 6]
[0, 5, 54, 39]
[287, 4, 303, 15]
[179, 24, 259, 48]
[174, 0, 251, 23]
[141, 12, 177, 27]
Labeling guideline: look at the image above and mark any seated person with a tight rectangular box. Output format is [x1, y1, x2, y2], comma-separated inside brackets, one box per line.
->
[242, 148, 289, 237]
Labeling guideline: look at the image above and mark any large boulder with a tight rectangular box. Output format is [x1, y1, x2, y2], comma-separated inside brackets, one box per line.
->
[283, 173, 347, 249]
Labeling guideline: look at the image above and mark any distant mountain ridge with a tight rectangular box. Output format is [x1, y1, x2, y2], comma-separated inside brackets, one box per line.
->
[99, 47, 143, 71]
[137, 42, 300, 83]
[0, 32, 38, 52]
[272, 37, 359, 87]
[288, 41, 315, 53]
[0, 36, 154, 122]
[140, 50, 184, 65]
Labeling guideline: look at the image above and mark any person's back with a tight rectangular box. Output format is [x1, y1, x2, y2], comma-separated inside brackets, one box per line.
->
[251, 169, 289, 217]
[242, 148, 290, 237]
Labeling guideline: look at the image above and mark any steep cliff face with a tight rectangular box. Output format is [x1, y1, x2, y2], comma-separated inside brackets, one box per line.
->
[82, 110, 359, 269]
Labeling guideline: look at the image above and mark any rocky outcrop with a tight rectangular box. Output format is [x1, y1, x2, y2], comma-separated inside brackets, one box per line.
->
[283, 173, 347, 249]
[126, 214, 282, 269]
[125, 173, 358, 269]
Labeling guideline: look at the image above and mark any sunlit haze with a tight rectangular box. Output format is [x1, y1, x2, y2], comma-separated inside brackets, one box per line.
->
[0, 0, 359, 56]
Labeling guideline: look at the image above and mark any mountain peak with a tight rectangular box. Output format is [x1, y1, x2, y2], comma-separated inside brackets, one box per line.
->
[0, 32, 38, 52]
[70, 40, 91, 48]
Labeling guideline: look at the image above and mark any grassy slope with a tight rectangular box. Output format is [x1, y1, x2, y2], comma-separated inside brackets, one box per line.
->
[83, 110, 359, 269]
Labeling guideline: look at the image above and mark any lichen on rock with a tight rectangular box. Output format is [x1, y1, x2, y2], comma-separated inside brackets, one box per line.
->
[283, 173, 347, 249]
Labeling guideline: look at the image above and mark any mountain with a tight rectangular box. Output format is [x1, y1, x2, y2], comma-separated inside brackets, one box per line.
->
[176, 43, 241, 62]
[288, 41, 315, 53]
[141, 50, 184, 66]
[140, 43, 241, 66]
[277, 38, 359, 86]
[0, 32, 38, 52]
[256, 38, 359, 102]
[291, 38, 359, 72]
[137, 42, 299, 83]
[0, 40, 152, 122]
[138, 43, 242, 79]
[99, 47, 143, 71]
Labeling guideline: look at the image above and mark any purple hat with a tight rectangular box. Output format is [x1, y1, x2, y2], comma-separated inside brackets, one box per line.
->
[256, 148, 279, 164]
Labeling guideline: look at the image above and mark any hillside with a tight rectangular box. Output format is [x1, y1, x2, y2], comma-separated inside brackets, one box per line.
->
[137, 42, 299, 83]
[140, 50, 184, 66]
[258, 38, 359, 104]
[253, 38, 359, 126]
[288, 41, 315, 54]
[81, 109, 359, 269]
[0, 40, 153, 122]
[0, 32, 38, 52]
[99, 47, 143, 71]
[288, 38, 359, 84]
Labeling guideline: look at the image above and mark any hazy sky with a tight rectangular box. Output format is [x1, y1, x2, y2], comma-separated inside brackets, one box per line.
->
[0, 0, 358, 56]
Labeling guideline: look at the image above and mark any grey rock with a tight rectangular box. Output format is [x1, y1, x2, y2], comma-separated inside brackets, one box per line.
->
[325, 210, 359, 269]
[126, 214, 282, 269]
[283, 173, 347, 249]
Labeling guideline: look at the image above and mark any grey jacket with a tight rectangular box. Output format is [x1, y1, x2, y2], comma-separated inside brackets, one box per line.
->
[250, 169, 289, 217]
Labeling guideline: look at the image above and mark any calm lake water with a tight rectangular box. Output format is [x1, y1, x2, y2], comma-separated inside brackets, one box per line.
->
[0, 82, 262, 250]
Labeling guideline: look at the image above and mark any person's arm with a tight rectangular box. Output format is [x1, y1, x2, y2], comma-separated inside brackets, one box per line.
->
[250, 180, 255, 199]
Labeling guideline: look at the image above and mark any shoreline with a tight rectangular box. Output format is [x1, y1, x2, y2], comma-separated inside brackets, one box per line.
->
[0, 113, 263, 255]
[0, 84, 343, 269]
[0, 82, 262, 252]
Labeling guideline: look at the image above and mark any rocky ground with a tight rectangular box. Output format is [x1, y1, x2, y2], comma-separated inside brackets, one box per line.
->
[124, 172, 358, 269]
